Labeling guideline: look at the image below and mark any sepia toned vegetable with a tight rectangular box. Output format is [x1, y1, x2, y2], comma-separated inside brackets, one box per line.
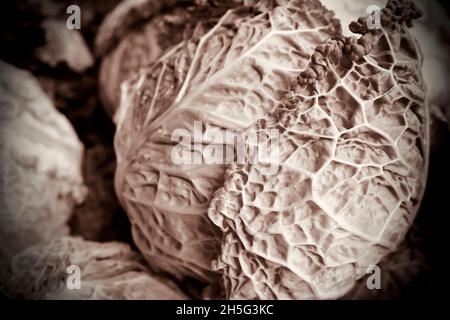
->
[95, 0, 184, 57]
[321, 0, 450, 130]
[114, 0, 341, 285]
[0, 0, 438, 301]
[96, 0, 245, 116]
[0, 60, 86, 269]
[96, 0, 180, 114]
[6, 237, 188, 299]
[208, 0, 429, 299]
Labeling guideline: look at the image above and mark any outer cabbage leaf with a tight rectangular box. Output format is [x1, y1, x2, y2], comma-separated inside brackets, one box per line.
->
[95, 0, 183, 56]
[208, 0, 429, 299]
[97, 0, 240, 114]
[320, 0, 450, 141]
[115, 0, 340, 284]
[5, 237, 188, 300]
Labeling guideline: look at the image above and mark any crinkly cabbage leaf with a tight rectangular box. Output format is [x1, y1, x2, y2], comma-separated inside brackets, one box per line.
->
[98, 0, 242, 114]
[115, 0, 340, 284]
[208, 0, 429, 299]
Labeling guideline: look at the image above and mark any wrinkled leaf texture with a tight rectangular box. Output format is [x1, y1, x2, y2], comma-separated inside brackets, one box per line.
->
[115, 0, 340, 283]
